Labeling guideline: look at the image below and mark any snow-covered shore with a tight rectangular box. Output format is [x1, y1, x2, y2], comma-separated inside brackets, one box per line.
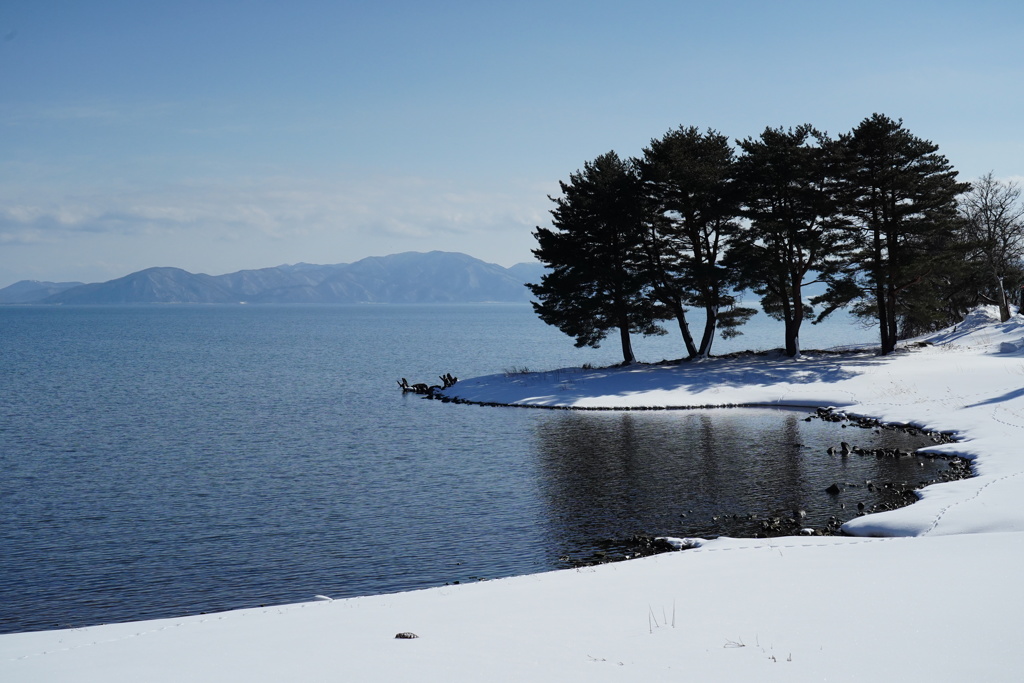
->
[4, 307, 1024, 681]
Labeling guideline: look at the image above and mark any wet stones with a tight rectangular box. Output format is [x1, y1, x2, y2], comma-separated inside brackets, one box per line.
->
[940, 457, 972, 481]
[556, 535, 681, 567]
[558, 442, 973, 563]
[814, 407, 848, 422]
[809, 407, 957, 445]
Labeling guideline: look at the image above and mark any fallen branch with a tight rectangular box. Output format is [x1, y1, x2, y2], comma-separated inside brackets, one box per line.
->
[397, 374, 458, 396]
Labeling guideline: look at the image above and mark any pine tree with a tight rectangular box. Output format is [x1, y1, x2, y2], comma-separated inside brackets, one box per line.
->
[529, 151, 664, 364]
[638, 126, 753, 358]
[826, 114, 970, 354]
[729, 125, 849, 357]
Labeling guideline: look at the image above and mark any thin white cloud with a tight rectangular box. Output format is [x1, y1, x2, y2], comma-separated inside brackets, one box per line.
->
[0, 174, 550, 280]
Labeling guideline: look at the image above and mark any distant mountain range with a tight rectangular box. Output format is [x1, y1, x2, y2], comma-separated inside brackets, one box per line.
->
[0, 252, 547, 305]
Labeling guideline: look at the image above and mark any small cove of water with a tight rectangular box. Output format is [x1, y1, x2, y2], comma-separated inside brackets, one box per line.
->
[535, 409, 955, 560]
[0, 304, 960, 633]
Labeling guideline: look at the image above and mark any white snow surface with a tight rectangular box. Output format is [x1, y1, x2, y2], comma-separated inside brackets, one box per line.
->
[5, 306, 1024, 681]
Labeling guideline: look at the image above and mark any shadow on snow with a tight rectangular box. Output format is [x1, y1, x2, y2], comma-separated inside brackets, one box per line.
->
[448, 350, 898, 409]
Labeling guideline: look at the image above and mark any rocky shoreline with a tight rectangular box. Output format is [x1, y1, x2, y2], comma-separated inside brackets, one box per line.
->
[422, 361, 972, 572]
[556, 407, 971, 568]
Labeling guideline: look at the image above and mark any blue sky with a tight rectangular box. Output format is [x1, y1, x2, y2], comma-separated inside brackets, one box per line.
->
[2, 0, 1023, 285]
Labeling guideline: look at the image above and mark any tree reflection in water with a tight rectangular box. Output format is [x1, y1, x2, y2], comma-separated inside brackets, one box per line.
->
[530, 407, 952, 563]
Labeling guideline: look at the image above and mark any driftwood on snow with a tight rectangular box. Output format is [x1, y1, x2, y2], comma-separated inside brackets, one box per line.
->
[398, 373, 458, 396]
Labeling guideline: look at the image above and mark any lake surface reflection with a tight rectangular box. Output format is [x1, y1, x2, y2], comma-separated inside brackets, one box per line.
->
[532, 408, 954, 562]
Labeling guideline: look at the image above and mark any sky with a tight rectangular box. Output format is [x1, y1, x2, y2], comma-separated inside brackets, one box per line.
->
[2, 0, 1023, 286]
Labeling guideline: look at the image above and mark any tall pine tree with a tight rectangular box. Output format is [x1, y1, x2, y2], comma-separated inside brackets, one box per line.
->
[638, 126, 753, 358]
[730, 125, 849, 357]
[822, 115, 969, 354]
[529, 151, 664, 364]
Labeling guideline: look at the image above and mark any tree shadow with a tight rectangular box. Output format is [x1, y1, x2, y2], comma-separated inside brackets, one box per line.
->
[964, 387, 1024, 408]
[465, 350, 896, 407]
[927, 316, 1024, 347]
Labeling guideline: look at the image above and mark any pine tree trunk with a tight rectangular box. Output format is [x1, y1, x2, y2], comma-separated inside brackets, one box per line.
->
[883, 283, 899, 355]
[785, 277, 804, 358]
[698, 304, 718, 357]
[873, 228, 894, 355]
[612, 292, 637, 365]
[785, 314, 802, 358]
[618, 324, 636, 365]
[672, 300, 698, 359]
[882, 226, 901, 355]
[876, 298, 893, 354]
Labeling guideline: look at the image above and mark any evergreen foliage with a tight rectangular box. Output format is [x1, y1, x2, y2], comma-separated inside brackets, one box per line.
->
[638, 126, 754, 358]
[824, 114, 970, 353]
[529, 151, 664, 365]
[730, 125, 849, 357]
[531, 114, 986, 359]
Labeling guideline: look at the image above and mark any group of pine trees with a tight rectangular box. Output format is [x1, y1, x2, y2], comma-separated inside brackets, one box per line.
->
[529, 114, 1024, 363]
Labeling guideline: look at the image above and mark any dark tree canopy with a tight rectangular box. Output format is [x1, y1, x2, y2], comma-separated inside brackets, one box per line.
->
[824, 114, 970, 354]
[531, 114, 981, 361]
[730, 124, 849, 357]
[638, 126, 754, 358]
[529, 151, 664, 364]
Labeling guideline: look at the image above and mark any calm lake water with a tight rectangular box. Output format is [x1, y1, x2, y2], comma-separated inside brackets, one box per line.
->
[0, 304, 955, 633]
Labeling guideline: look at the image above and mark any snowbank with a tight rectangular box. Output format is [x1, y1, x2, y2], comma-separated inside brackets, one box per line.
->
[4, 307, 1024, 681]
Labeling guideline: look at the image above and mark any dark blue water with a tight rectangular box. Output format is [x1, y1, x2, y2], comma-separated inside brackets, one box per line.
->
[0, 305, 950, 633]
